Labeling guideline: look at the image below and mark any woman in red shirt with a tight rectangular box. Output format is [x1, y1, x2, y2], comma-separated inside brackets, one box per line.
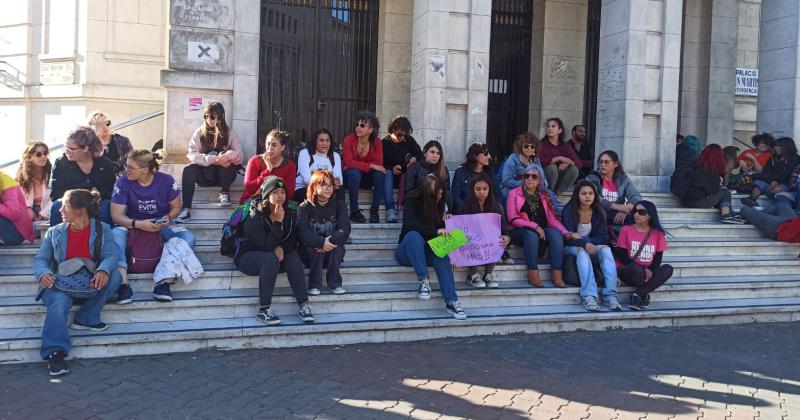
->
[539, 117, 580, 195]
[240, 129, 297, 203]
[342, 111, 385, 223]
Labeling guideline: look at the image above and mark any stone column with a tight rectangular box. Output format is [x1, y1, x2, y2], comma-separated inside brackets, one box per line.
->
[160, 0, 259, 175]
[757, 1, 800, 140]
[376, 0, 413, 135]
[410, 0, 491, 167]
[529, 0, 588, 134]
[595, 0, 682, 192]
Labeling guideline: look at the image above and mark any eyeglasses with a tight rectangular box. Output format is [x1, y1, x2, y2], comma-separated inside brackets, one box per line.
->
[634, 209, 648, 216]
[33, 150, 49, 158]
[320, 183, 334, 189]
[105, 120, 112, 127]
[523, 173, 539, 180]
[522, 144, 536, 150]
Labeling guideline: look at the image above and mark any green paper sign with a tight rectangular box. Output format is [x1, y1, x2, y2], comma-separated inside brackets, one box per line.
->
[427, 228, 470, 258]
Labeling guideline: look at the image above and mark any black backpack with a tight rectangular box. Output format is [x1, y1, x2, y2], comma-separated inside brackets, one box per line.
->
[670, 165, 694, 199]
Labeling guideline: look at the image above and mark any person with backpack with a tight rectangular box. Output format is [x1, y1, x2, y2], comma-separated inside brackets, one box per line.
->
[294, 128, 344, 203]
[381, 115, 423, 223]
[110, 149, 197, 303]
[297, 170, 350, 295]
[681, 144, 744, 224]
[586, 150, 642, 227]
[241, 129, 296, 204]
[235, 176, 314, 325]
[741, 137, 800, 207]
[34, 189, 122, 376]
[561, 180, 621, 312]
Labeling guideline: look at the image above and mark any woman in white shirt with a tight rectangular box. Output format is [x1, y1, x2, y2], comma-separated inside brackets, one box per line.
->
[294, 128, 344, 202]
[15, 141, 52, 221]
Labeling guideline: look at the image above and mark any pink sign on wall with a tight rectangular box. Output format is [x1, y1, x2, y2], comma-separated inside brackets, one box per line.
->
[445, 213, 505, 267]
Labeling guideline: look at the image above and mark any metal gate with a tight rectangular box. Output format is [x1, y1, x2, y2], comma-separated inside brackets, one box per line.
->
[487, 0, 533, 162]
[583, 0, 601, 145]
[258, 0, 379, 155]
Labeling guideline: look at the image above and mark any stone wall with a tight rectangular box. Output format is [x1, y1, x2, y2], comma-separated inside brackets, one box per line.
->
[376, 0, 413, 136]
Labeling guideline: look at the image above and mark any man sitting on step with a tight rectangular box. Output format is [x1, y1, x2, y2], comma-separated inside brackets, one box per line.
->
[740, 202, 800, 243]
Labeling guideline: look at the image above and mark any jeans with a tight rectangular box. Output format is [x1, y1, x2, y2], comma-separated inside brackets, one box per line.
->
[39, 269, 122, 359]
[774, 191, 799, 207]
[0, 216, 23, 246]
[182, 164, 239, 209]
[394, 231, 458, 303]
[236, 249, 307, 307]
[301, 245, 346, 290]
[508, 227, 564, 270]
[50, 199, 112, 226]
[740, 203, 798, 240]
[112, 226, 197, 270]
[344, 168, 385, 214]
[564, 245, 617, 298]
[753, 180, 788, 199]
[544, 164, 580, 193]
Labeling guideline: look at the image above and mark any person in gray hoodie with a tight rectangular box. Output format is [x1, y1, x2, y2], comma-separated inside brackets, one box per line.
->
[585, 150, 642, 226]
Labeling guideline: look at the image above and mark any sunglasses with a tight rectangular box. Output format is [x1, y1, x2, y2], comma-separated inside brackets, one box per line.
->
[634, 209, 648, 216]
[522, 144, 536, 150]
[523, 173, 539, 180]
[357, 123, 370, 128]
[33, 150, 49, 158]
[105, 120, 112, 127]
[204, 114, 218, 121]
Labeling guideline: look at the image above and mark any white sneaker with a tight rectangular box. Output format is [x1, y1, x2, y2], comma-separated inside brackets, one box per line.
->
[386, 209, 399, 223]
[484, 273, 499, 288]
[446, 300, 467, 320]
[308, 287, 321, 296]
[219, 193, 231, 207]
[330, 286, 346, 295]
[418, 279, 431, 300]
[466, 273, 486, 288]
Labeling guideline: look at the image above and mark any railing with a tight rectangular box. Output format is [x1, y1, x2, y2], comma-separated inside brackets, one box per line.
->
[733, 135, 751, 149]
[0, 108, 164, 169]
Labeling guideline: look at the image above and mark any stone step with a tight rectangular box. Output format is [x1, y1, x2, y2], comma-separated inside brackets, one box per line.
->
[2, 296, 799, 364]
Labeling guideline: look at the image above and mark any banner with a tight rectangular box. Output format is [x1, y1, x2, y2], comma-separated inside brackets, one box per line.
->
[445, 213, 505, 267]
[428, 229, 469, 258]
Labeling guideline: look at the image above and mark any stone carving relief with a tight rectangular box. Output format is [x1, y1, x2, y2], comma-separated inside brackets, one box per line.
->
[171, 0, 233, 29]
[551, 58, 569, 81]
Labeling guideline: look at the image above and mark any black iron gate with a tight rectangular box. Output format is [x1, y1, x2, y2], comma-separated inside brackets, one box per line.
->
[258, 0, 379, 155]
[487, 0, 533, 162]
[583, 0, 601, 145]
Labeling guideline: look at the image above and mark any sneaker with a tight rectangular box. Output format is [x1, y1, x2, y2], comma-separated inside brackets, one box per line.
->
[330, 286, 346, 295]
[721, 214, 745, 224]
[256, 307, 281, 325]
[484, 273, 499, 288]
[308, 287, 321, 296]
[605, 296, 622, 311]
[299, 304, 315, 323]
[114, 282, 133, 305]
[175, 208, 191, 223]
[582, 296, 601, 312]
[629, 293, 645, 311]
[350, 210, 366, 223]
[386, 209, 399, 223]
[418, 279, 431, 300]
[219, 192, 231, 207]
[345, 236, 353, 244]
[47, 351, 69, 377]
[153, 283, 173, 302]
[369, 211, 380, 223]
[71, 320, 109, 331]
[466, 273, 486, 288]
[446, 300, 467, 320]
[642, 293, 651, 307]
[501, 250, 514, 265]
[741, 197, 758, 207]
[732, 213, 747, 224]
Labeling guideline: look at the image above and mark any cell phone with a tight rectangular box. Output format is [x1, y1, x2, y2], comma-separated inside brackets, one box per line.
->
[154, 217, 169, 224]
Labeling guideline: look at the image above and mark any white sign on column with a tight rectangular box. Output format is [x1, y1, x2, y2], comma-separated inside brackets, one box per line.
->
[736, 68, 758, 96]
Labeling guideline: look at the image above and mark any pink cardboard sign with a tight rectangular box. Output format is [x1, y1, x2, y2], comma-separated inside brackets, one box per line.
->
[445, 213, 505, 267]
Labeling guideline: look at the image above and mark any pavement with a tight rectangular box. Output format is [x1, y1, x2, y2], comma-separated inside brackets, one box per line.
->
[0, 322, 798, 419]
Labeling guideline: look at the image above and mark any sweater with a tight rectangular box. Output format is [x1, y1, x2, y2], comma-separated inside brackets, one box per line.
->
[399, 194, 446, 243]
[236, 209, 298, 257]
[240, 156, 297, 203]
[538, 139, 580, 167]
[505, 186, 567, 233]
[561, 208, 609, 248]
[297, 198, 351, 247]
[187, 127, 243, 167]
[682, 167, 723, 204]
[0, 172, 35, 242]
[381, 135, 422, 171]
[342, 133, 383, 172]
[404, 160, 453, 211]
[451, 165, 503, 214]
[585, 171, 642, 210]
[295, 149, 343, 189]
[49, 155, 115, 201]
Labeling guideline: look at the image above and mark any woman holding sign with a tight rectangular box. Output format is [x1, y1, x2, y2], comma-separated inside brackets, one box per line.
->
[506, 165, 567, 288]
[561, 180, 621, 312]
[395, 174, 467, 320]
[460, 174, 510, 288]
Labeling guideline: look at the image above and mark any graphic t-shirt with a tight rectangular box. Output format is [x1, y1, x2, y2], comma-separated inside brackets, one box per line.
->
[602, 178, 619, 202]
[111, 172, 180, 221]
[617, 225, 668, 267]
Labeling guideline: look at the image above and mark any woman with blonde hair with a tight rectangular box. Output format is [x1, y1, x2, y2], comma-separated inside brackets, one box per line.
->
[15, 141, 53, 221]
[86, 111, 133, 176]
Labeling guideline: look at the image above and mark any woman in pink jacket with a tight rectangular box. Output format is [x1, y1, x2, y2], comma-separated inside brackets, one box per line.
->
[0, 171, 35, 245]
[506, 164, 568, 288]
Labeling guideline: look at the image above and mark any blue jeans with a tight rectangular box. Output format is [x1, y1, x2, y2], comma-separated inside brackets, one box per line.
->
[774, 191, 799, 207]
[508, 227, 564, 270]
[564, 245, 617, 298]
[384, 170, 396, 210]
[51, 199, 112, 226]
[40, 269, 122, 359]
[753, 180, 788, 198]
[0, 216, 24, 246]
[112, 226, 196, 270]
[344, 168, 386, 213]
[394, 231, 458, 303]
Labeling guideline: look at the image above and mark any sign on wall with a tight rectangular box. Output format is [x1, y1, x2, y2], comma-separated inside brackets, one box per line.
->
[40, 61, 74, 85]
[187, 41, 219, 64]
[736, 68, 758, 96]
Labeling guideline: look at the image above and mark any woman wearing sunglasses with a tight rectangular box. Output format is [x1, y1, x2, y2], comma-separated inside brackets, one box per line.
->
[342, 111, 385, 223]
[506, 164, 567, 288]
[87, 111, 133, 177]
[614, 200, 672, 310]
[586, 150, 642, 227]
[500, 132, 545, 199]
[16, 142, 53, 222]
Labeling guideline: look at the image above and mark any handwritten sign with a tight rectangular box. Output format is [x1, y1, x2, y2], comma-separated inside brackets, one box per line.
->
[428, 228, 469, 258]
[445, 213, 505, 267]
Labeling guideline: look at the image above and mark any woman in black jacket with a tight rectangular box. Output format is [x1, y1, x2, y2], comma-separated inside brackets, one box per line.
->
[743, 137, 800, 207]
[404, 140, 453, 212]
[683, 144, 744, 224]
[235, 176, 314, 326]
[452, 142, 503, 215]
[297, 170, 351, 296]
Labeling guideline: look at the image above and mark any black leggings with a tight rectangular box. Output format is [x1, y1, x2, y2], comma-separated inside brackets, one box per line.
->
[182, 164, 238, 208]
[619, 263, 674, 296]
[235, 249, 308, 307]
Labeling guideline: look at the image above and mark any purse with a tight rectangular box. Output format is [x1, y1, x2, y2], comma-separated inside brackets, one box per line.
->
[126, 228, 164, 274]
[54, 220, 103, 299]
[618, 228, 652, 277]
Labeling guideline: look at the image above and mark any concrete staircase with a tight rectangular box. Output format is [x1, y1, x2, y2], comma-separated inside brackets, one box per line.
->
[1, 187, 799, 364]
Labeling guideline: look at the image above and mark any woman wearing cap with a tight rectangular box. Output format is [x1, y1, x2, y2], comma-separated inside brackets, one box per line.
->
[235, 176, 314, 326]
[86, 111, 134, 176]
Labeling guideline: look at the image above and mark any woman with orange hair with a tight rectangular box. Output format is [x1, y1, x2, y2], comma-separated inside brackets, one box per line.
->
[297, 170, 351, 296]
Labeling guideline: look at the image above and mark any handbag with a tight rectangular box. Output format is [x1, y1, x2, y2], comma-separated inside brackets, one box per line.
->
[54, 220, 103, 299]
[563, 253, 605, 287]
[126, 228, 164, 274]
[618, 228, 652, 278]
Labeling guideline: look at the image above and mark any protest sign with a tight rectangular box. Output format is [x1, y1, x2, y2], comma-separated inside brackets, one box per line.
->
[445, 213, 505, 267]
[427, 228, 469, 258]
